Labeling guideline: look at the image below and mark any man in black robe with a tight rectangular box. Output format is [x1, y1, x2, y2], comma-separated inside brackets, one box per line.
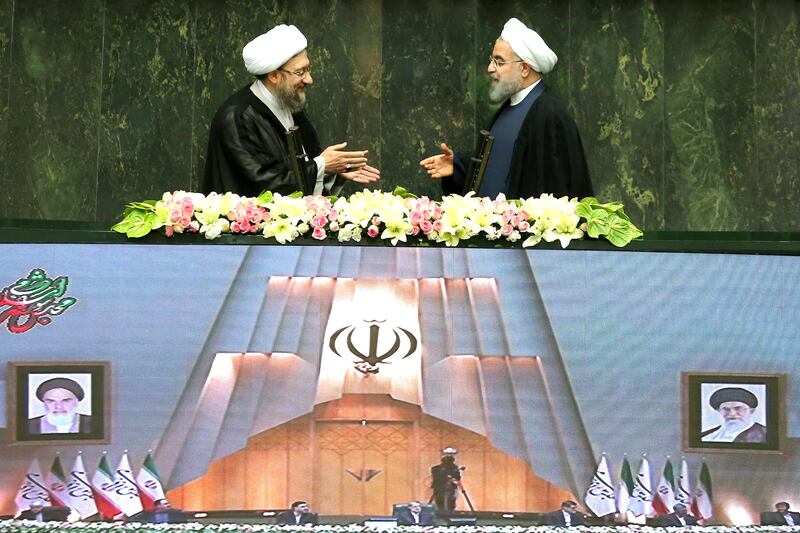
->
[420, 18, 593, 200]
[202, 24, 379, 198]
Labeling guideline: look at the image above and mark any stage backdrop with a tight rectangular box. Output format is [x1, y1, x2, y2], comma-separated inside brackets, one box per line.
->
[0, 0, 799, 231]
[0, 244, 798, 522]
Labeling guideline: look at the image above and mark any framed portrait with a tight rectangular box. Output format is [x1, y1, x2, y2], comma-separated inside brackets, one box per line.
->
[7, 361, 110, 444]
[683, 372, 785, 454]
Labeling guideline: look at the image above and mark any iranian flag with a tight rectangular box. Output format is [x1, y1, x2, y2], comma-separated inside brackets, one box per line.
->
[691, 460, 713, 522]
[46, 455, 72, 508]
[616, 455, 634, 515]
[114, 452, 144, 517]
[136, 452, 165, 510]
[652, 457, 676, 515]
[91, 454, 122, 519]
[628, 455, 652, 517]
[68, 454, 98, 519]
[676, 458, 692, 506]
[14, 459, 50, 514]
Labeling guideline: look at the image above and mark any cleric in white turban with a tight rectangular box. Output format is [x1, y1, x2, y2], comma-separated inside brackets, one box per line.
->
[421, 17, 593, 201]
[202, 24, 379, 198]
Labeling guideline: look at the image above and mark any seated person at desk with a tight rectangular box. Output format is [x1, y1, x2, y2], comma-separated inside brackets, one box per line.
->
[546, 500, 586, 526]
[130, 499, 186, 523]
[17, 500, 70, 522]
[276, 500, 318, 525]
[761, 501, 800, 526]
[396, 500, 435, 526]
[659, 503, 699, 526]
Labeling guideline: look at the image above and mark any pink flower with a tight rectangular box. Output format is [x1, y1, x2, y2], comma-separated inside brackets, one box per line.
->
[240, 221, 252, 233]
[371, 216, 381, 226]
[179, 216, 191, 227]
[165, 226, 174, 237]
[518, 220, 530, 232]
[411, 224, 420, 236]
[433, 220, 443, 232]
[501, 224, 514, 236]
[312, 215, 327, 228]
[312, 227, 326, 240]
[410, 211, 423, 223]
[420, 220, 433, 234]
[230, 221, 240, 233]
[329, 221, 339, 232]
[169, 208, 181, 221]
[432, 206, 442, 219]
[189, 221, 200, 232]
[328, 209, 338, 221]
[367, 225, 379, 238]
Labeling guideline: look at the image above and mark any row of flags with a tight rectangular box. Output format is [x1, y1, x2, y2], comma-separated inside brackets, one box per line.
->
[585, 455, 713, 522]
[14, 451, 166, 520]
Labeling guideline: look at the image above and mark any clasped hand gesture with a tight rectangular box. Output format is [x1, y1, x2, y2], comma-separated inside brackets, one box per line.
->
[419, 143, 454, 179]
[321, 142, 380, 184]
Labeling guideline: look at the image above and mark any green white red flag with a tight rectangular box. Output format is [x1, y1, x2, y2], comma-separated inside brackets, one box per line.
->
[91, 454, 122, 519]
[136, 452, 166, 510]
[691, 460, 713, 521]
[616, 455, 634, 514]
[68, 453, 98, 519]
[46, 455, 72, 508]
[652, 458, 676, 515]
[14, 459, 50, 514]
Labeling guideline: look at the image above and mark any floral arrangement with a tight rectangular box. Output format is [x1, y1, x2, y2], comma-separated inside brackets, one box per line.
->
[0, 521, 791, 533]
[112, 188, 643, 248]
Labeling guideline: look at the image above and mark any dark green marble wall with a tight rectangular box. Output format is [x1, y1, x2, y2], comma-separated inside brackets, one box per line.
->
[0, 0, 798, 231]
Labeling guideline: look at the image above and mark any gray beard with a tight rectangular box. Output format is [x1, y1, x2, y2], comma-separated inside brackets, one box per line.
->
[489, 74, 523, 103]
[276, 82, 307, 113]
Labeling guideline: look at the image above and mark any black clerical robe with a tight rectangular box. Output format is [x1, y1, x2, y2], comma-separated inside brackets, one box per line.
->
[445, 84, 593, 200]
[202, 84, 335, 197]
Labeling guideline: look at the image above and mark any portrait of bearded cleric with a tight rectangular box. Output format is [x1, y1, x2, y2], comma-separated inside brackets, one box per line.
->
[683, 373, 785, 453]
[9, 362, 108, 443]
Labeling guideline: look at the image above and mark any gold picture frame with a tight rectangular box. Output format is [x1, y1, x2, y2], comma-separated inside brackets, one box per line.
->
[682, 372, 785, 454]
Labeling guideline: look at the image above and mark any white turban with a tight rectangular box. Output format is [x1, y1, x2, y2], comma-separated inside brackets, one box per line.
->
[500, 18, 557, 74]
[242, 24, 307, 75]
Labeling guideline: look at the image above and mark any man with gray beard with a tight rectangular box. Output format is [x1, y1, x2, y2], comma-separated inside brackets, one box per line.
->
[203, 24, 379, 197]
[421, 18, 592, 200]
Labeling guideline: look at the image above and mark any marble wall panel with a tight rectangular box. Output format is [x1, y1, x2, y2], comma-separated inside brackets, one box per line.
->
[5, 0, 104, 220]
[661, 0, 756, 230]
[0, 0, 11, 218]
[571, 0, 664, 229]
[754, 0, 800, 231]
[380, 0, 476, 199]
[96, 0, 196, 221]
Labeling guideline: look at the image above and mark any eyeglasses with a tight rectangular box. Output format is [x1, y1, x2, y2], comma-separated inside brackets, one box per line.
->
[280, 66, 312, 78]
[489, 56, 524, 69]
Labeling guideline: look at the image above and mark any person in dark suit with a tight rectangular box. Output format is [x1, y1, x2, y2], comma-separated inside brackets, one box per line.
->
[546, 500, 586, 526]
[17, 500, 70, 522]
[275, 501, 318, 525]
[129, 499, 186, 524]
[660, 503, 699, 526]
[396, 500, 435, 526]
[761, 501, 800, 526]
[430, 455, 462, 511]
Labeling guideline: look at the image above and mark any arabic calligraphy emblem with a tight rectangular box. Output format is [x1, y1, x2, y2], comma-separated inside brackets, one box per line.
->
[0, 269, 77, 334]
[329, 319, 418, 374]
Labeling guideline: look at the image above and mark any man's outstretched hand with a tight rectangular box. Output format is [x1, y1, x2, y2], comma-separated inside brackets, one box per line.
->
[420, 143, 454, 179]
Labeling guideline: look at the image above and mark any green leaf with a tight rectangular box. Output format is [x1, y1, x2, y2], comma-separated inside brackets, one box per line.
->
[586, 210, 611, 239]
[391, 186, 418, 199]
[114, 210, 159, 238]
[603, 213, 644, 247]
[256, 190, 274, 204]
[288, 191, 304, 199]
[327, 195, 339, 204]
[575, 202, 594, 220]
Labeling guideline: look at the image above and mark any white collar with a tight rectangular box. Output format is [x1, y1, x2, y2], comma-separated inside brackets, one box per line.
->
[250, 79, 294, 131]
[510, 78, 542, 106]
